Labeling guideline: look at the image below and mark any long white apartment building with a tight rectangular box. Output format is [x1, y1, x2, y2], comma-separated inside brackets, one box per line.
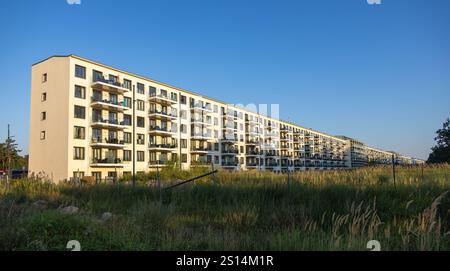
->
[28, 55, 424, 182]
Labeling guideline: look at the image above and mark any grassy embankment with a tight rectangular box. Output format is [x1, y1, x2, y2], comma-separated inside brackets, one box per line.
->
[1, 165, 449, 251]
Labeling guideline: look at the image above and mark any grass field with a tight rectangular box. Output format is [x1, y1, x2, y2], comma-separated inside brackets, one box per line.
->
[1, 165, 449, 251]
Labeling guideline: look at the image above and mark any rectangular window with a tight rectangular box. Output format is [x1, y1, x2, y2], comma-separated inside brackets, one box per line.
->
[124, 97, 132, 108]
[92, 172, 102, 182]
[181, 124, 187, 134]
[73, 147, 85, 160]
[123, 150, 131, 161]
[181, 154, 188, 163]
[137, 151, 145, 162]
[41, 92, 47, 102]
[40, 131, 46, 140]
[123, 114, 132, 126]
[74, 126, 85, 139]
[171, 92, 178, 102]
[137, 83, 145, 94]
[123, 79, 132, 90]
[137, 100, 145, 111]
[75, 65, 86, 79]
[42, 73, 47, 83]
[181, 139, 187, 149]
[73, 171, 85, 179]
[123, 132, 132, 144]
[180, 95, 187, 105]
[93, 70, 103, 82]
[137, 134, 145, 145]
[74, 105, 85, 119]
[137, 116, 145, 128]
[74, 85, 86, 99]
[149, 86, 157, 96]
[41, 111, 46, 121]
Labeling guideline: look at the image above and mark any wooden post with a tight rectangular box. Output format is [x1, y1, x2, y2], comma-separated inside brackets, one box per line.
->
[392, 154, 396, 189]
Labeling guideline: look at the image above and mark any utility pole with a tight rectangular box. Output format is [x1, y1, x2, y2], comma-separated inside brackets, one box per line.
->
[6, 124, 11, 179]
[392, 154, 396, 189]
[132, 85, 136, 187]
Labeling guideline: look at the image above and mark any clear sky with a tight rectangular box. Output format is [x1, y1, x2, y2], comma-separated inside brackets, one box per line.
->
[0, 0, 449, 160]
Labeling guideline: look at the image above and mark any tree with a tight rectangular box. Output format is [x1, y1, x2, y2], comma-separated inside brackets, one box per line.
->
[427, 118, 450, 164]
[0, 128, 27, 171]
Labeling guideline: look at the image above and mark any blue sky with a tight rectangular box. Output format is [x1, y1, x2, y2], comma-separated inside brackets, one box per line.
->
[0, 0, 449, 159]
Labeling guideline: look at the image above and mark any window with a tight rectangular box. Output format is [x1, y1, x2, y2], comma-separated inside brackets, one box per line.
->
[123, 132, 132, 144]
[180, 95, 187, 105]
[75, 65, 86, 79]
[74, 126, 85, 139]
[93, 70, 103, 81]
[41, 112, 46, 121]
[73, 172, 85, 179]
[73, 147, 85, 160]
[137, 151, 145, 162]
[214, 105, 218, 113]
[149, 86, 157, 96]
[214, 143, 219, 151]
[181, 154, 188, 163]
[171, 92, 178, 102]
[137, 100, 145, 111]
[123, 114, 132, 126]
[40, 131, 46, 140]
[181, 139, 187, 149]
[123, 150, 131, 161]
[215, 156, 219, 164]
[123, 79, 132, 90]
[137, 116, 145, 128]
[74, 105, 85, 119]
[180, 124, 187, 134]
[124, 97, 132, 108]
[42, 73, 47, 83]
[180, 110, 187, 120]
[137, 83, 145, 94]
[41, 92, 47, 102]
[74, 85, 86, 99]
[92, 172, 102, 182]
[137, 134, 145, 145]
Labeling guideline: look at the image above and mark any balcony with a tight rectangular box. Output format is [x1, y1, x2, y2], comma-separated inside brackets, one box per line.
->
[91, 118, 127, 130]
[149, 93, 177, 106]
[246, 140, 260, 145]
[91, 97, 130, 112]
[91, 137, 126, 148]
[246, 162, 259, 168]
[246, 150, 261, 157]
[191, 103, 213, 113]
[245, 118, 259, 125]
[222, 148, 238, 156]
[91, 158, 124, 167]
[149, 143, 177, 152]
[148, 109, 177, 121]
[191, 132, 213, 140]
[149, 160, 169, 167]
[191, 118, 213, 126]
[190, 146, 209, 154]
[91, 77, 130, 94]
[222, 161, 238, 168]
[149, 125, 176, 136]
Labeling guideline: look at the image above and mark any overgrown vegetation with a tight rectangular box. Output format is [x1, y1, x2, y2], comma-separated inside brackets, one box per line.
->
[1, 165, 450, 251]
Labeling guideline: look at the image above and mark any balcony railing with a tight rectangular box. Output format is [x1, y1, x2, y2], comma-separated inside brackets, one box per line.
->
[91, 158, 123, 166]
[148, 109, 177, 119]
[149, 143, 177, 150]
[149, 93, 177, 104]
[222, 161, 238, 167]
[91, 97, 130, 110]
[91, 137, 126, 146]
[222, 148, 238, 155]
[191, 103, 213, 112]
[92, 76, 130, 93]
[149, 125, 176, 134]
[91, 118, 127, 128]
